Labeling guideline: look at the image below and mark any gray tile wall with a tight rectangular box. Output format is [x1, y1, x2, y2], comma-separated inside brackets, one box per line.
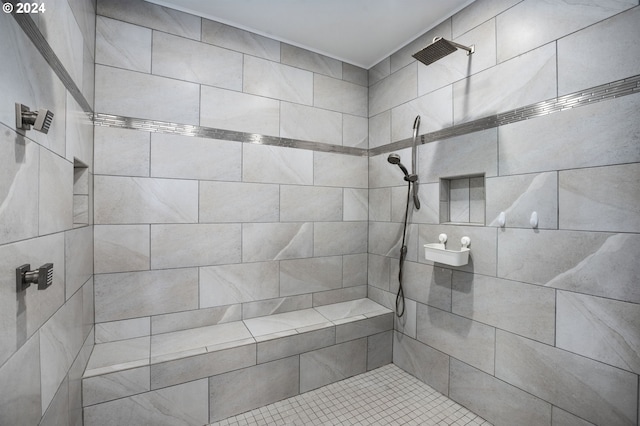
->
[369, 1, 640, 425]
[0, 2, 96, 425]
[93, 0, 369, 342]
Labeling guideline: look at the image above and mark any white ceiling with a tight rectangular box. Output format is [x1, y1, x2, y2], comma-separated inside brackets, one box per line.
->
[146, 0, 476, 69]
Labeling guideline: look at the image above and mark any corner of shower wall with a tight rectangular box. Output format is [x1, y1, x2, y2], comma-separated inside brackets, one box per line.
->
[0, 1, 97, 425]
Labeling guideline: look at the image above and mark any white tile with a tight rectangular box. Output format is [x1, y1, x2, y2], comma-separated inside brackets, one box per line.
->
[0, 334, 41, 426]
[94, 176, 198, 224]
[200, 86, 280, 136]
[242, 222, 313, 262]
[280, 185, 343, 222]
[201, 19, 280, 61]
[94, 225, 150, 274]
[199, 181, 279, 223]
[243, 144, 313, 185]
[39, 149, 73, 235]
[243, 309, 328, 337]
[200, 262, 279, 307]
[314, 75, 368, 116]
[343, 114, 368, 148]
[391, 86, 453, 141]
[95, 65, 200, 124]
[314, 152, 368, 188]
[150, 322, 252, 359]
[315, 299, 391, 321]
[150, 223, 241, 268]
[280, 102, 342, 145]
[279, 257, 343, 296]
[94, 269, 199, 322]
[97, 0, 201, 40]
[243, 56, 313, 105]
[453, 43, 556, 123]
[281, 44, 342, 78]
[559, 163, 640, 233]
[498, 0, 636, 63]
[94, 126, 150, 177]
[150, 133, 241, 181]
[369, 63, 417, 117]
[96, 16, 151, 72]
[314, 222, 368, 256]
[95, 318, 150, 344]
[85, 337, 150, 377]
[152, 31, 242, 90]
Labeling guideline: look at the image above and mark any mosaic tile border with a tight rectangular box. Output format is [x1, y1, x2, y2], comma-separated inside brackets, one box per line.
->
[11, 8, 640, 158]
[8, 5, 93, 113]
[369, 74, 640, 157]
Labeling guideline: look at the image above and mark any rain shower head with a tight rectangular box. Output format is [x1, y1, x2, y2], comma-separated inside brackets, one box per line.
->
[15, 103, 54, 134]
[412, 37, 475, 66]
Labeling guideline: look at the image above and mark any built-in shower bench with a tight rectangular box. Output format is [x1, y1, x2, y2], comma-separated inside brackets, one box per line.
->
[82, 298, 393, 425]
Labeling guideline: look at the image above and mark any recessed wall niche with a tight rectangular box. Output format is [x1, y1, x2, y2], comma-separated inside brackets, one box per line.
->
[73, 159, 89, 227]
[440, 175, 485, 225]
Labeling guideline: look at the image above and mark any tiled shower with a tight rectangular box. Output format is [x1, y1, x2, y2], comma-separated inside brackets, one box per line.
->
[0, 0, 639, 425]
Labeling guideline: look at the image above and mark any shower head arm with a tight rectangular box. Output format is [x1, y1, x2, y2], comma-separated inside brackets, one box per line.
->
[432, 37, 475, 55]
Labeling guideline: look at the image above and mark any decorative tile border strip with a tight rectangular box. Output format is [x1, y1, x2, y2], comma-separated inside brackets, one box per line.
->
[370, 74, 640, 157]
[8, 5, 93, 113]
[11, 6, 639, 158]
[93, 114, 369, 156]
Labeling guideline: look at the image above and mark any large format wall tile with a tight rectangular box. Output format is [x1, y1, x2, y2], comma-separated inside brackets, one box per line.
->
[397, 261, 452, 312]
[281, 44, 342, 78]
[150, 133, 242, 181]
[64, 226, 94, 297]
[300, 338, 367, 393]
[314, 152, 368, 188]
[243, 144, 313, 185]
[452, 0, 520, 38]
[152, 31, 242, 90]
[95, 65, 200, 124]
[94, 269, 199, 322]
[497, 0, 635, 63]
[486, 172, 558, 229]
[498, 229, 640, 303]
[200, 262, 279, 307]
[450, 359, 552, 426]
[495, 330, 638, 426]
[39, 149, 73, 235]
[417, 303, 495, 374]
[199, 181, 279, 223]
[95, 16, 151, 73]
[150, 224, 241, 268]
[280, 185, 343, 222]
[453, 43, 556, 123]
[201, 19, 280, 61]
[94, 126, 150, 177]
[0, 129, 39, 245]
[499, 94, 640, 175]
[559, 163, 640, 233]
[97, 0, 201, 40]
[558, 5, 640, 95]
[94, 225, 150, 274]
[84, 379, 208, 426]
[0, 333, 41, 426]
[244, 56, 313, 105]
[452, 272, 556, 344]
[369, 63, 417, 117]
[200, 86, 280, 136]
[392, 332, 449, 395]
[94, 176, 198, 224]
[280, 102, 342, 145]
[242, 223, 313, 262]
[280, 257, 343, 296]
[209, 356, 299, 422]
[557, 291, 640, 374]
[314, 222, 368, 256]
[417, 128, 498, 183]
[391, 86, 453, 141]
[314, 74, 368, 116]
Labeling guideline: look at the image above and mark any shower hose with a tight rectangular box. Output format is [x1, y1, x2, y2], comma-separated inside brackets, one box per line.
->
[395, 178, 413, 318]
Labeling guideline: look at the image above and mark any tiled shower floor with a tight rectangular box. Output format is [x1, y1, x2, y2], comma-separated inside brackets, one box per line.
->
[209, 364, 492, 426]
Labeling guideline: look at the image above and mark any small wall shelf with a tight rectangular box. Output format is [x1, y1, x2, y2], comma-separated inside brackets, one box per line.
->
[424, 235, 471, 266]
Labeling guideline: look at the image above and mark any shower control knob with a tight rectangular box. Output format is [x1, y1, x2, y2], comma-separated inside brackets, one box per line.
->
[438, 234, 447, 244]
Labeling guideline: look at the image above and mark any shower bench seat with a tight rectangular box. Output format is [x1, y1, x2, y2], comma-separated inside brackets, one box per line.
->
[82, 298, 393, 425]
